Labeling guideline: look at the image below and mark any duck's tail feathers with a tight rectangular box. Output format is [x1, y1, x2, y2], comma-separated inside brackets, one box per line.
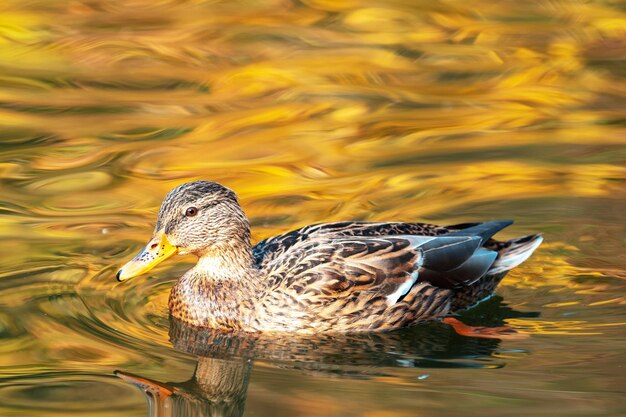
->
[488, 234, 543, 274]
[445, 220, 514, 246]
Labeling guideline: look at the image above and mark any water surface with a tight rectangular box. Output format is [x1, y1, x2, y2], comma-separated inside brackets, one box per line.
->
[0, 0, 625, 416]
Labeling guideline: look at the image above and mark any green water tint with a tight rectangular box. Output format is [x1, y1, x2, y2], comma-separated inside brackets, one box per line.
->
[0, 0, 625, 416]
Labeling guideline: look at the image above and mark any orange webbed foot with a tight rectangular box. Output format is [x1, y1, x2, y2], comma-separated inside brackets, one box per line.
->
[442, 317, 528, 341]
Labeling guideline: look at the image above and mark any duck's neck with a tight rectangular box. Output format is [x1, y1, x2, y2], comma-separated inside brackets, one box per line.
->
[195, 242, 257, 282]
[169, 239, 262, 329]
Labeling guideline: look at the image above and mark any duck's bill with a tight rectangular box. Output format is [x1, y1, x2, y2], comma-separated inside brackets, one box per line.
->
[116, 233, 178, 282]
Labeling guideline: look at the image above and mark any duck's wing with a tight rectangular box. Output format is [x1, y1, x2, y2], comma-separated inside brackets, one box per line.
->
[253, 221, 451, 268]
[262, 233, 497, 311]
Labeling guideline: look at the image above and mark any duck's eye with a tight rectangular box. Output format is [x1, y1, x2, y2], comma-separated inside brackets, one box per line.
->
[185, 206, 198, 217]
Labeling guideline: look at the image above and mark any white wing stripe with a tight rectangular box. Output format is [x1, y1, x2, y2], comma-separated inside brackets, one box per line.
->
[386, 274, 418, 305]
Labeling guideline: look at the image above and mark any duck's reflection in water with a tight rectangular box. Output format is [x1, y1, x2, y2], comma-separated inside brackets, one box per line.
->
[116, 356, 251, 417]
[116, 297, 536, 417]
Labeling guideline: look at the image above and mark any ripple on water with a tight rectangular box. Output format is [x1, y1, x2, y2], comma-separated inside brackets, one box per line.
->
[75, 267, 184, 354]
[0, 262, 184, 377]
[0, 373, 142, 414]
[22, 172, 113, 195]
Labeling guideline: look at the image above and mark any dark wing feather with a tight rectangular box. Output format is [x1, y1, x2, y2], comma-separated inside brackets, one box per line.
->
[419, 248, 498, 289]
[416, 221, 511, 289]
[418, 236, 482, 271]
[444, 220, 513, 246]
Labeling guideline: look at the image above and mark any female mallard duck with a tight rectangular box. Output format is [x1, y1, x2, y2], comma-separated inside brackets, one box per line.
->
[117, 181, 542, 333]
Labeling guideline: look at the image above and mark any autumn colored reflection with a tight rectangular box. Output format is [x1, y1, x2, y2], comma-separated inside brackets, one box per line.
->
[0, 0, 625, 416]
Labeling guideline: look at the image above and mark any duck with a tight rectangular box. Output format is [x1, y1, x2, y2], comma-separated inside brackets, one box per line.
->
[116, 180, 542, 333]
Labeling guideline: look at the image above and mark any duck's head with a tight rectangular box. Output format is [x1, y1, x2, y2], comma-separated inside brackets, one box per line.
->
[116, 181, 250, 282]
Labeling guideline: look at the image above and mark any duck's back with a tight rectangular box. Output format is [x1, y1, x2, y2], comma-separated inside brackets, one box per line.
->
[253, 221, 450, 268]
[251, 221, 542, 332]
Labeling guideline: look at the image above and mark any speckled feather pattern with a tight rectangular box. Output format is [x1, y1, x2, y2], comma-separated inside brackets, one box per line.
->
[146, 181, 541, 333]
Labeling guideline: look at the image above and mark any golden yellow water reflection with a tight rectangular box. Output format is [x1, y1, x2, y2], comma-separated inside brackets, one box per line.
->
[0, 0, 625, 416]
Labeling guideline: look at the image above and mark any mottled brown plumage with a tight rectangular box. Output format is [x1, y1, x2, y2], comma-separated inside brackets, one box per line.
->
[117, 180, 543, 333]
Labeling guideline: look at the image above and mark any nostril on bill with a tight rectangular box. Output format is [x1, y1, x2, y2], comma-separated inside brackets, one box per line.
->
[150, 242, 158, 250]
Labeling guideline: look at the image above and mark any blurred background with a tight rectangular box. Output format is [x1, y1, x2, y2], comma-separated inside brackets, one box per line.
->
[0, 0, 624, 416]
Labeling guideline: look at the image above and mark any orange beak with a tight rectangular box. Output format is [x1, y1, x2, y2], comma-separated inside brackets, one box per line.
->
[116, 233, 178, 282]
